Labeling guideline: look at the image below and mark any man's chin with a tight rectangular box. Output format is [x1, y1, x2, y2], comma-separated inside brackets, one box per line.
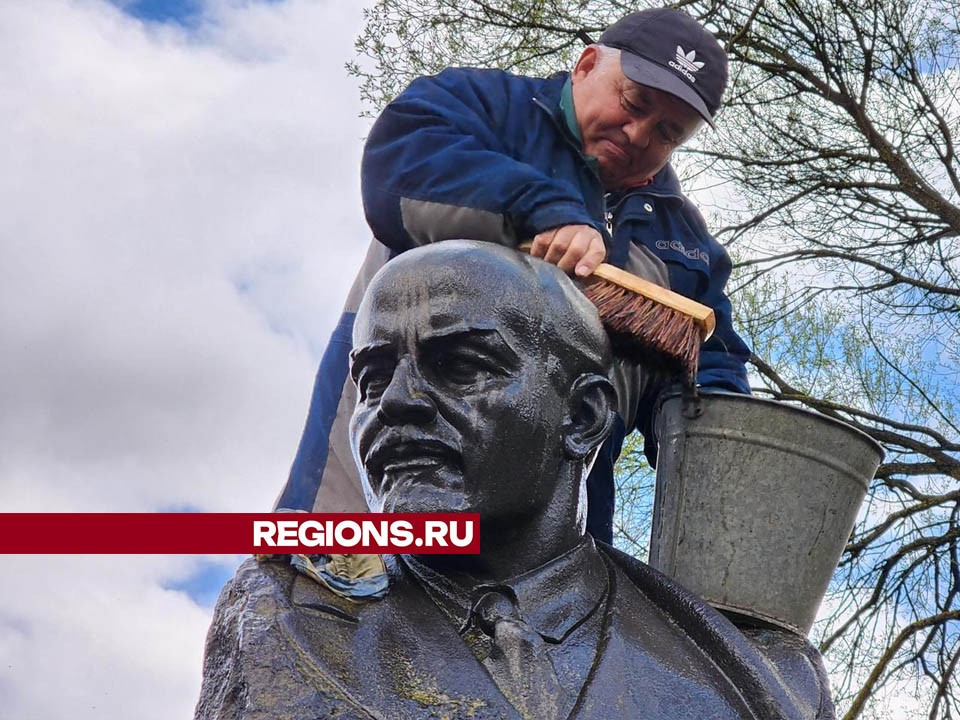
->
[595, 156, 658, 191]
[600, 168, 654, 192]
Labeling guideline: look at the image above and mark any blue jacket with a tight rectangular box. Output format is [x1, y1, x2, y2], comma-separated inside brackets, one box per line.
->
[362, 68, 749, 394]
[277, 68, 751, 542]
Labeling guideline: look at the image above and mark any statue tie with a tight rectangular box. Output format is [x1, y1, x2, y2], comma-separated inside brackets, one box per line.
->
[471, 589, 565, 719]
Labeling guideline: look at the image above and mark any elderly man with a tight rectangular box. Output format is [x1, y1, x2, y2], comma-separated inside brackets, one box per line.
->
[278, 8, 751, 543]
[198, 242, 828, 720]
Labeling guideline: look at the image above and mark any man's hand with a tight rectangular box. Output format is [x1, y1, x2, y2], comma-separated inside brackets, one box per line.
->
[530, 224, 606, 278]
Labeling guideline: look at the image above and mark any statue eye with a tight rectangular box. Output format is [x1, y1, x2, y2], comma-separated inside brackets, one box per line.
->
[355, 365, 393, 402]
[427, 349, 489, 386]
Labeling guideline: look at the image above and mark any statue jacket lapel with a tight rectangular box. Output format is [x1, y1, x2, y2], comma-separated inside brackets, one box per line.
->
[284, 558, 523, 719]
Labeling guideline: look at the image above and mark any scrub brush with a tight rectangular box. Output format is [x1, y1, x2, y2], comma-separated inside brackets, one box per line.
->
[519, 243, 715, 383]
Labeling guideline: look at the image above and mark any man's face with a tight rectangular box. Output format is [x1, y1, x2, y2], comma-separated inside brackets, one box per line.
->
[348, 251, 569, 526]
[572, 47, 703, 190]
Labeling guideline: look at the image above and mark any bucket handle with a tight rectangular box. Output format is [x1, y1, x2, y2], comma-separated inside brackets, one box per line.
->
[681, 385, 704, 420]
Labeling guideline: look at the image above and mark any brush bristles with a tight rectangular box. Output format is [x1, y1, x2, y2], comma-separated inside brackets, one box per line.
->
[583, 278, 705, 385]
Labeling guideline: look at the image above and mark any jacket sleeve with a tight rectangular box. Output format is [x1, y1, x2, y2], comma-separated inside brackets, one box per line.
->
[361, 69, 601, 251]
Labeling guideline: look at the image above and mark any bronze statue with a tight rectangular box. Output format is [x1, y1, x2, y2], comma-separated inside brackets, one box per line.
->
[196, 241, 833, 719]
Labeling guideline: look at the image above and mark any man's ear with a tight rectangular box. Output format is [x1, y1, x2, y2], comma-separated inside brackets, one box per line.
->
[562, 373, 617, 460]
[572, 45, 600, 83]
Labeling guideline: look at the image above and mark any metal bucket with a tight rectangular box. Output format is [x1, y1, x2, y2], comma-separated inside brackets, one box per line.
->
[649, 391, 884, 636]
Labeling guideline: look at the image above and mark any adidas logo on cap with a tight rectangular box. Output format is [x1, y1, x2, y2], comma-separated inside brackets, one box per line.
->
[668, 46, 704, 83]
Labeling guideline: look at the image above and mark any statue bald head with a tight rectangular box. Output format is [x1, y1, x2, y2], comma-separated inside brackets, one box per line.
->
[355, 240, 612, 385]
[348, 241, 617, 564]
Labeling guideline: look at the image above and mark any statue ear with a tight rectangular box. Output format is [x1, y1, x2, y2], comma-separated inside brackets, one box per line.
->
[563, 373, 617, 460]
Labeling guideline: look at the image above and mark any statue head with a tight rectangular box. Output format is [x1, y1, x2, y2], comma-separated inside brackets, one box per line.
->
[348, 240, 616, 566]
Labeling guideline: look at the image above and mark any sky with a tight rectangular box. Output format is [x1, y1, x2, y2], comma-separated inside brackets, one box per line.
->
[0, 0, 373, 716]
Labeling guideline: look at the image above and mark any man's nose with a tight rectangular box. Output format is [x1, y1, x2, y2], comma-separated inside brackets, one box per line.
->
[377, 357, 438, 425]
[623, 115, 654, 150]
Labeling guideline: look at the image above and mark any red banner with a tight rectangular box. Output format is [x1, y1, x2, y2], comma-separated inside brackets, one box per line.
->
[0, 513, 480, 554]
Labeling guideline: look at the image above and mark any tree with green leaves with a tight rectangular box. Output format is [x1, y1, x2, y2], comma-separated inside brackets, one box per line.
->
[349, 2, 960, 717]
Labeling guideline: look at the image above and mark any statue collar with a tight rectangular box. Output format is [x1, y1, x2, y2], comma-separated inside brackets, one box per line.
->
[402, 535, 609, 644]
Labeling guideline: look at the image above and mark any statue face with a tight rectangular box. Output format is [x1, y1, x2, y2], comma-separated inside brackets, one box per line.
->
[348, 245, 572, 526]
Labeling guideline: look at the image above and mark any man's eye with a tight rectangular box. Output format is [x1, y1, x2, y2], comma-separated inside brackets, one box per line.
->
[621, 94, 644, 115]
[657, 126, 682, 146]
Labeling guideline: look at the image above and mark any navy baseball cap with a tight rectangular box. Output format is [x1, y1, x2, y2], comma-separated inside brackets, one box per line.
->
[599, 8, 728, 127]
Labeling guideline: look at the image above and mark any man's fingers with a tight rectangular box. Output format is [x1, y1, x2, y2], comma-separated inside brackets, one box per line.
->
[530, 225, 606, 276]
[554, 232, 592, 273]
[575, 235, 606, 277]
[540, 229, 575, 266]
[529, 231, 556, 258]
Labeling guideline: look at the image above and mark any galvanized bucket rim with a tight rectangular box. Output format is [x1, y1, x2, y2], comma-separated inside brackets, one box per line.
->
[657, 389, 885, 462]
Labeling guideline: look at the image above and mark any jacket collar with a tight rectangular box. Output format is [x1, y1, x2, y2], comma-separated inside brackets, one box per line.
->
[534, 72, 584, 152]
[642, 162, 684, 202]
[403, 535, 609, 644]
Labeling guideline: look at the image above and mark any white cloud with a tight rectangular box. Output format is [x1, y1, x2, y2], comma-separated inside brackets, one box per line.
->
[0, 0, 373, 716]
[0, 554, 231, 720]
[0, 0, 373, 513]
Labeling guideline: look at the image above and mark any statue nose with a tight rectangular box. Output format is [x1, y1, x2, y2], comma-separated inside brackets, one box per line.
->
[377, 357, 438, 425]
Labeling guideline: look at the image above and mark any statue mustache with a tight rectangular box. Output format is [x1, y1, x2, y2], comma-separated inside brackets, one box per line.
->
[364, 427, 463, 475]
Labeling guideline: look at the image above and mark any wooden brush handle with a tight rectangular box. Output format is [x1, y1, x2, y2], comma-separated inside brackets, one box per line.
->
[517, 241, 717, 337]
